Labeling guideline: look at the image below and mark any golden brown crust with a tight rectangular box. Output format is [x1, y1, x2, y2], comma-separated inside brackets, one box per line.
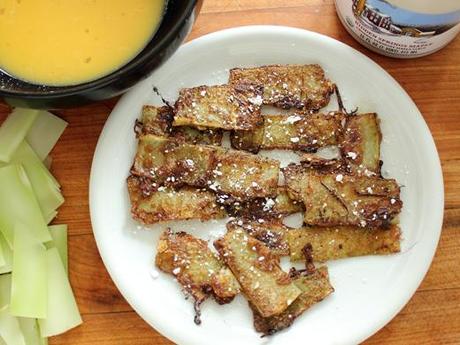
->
[132, 135, 280, 200]
[127, 175, 226, 224]
[230, 125, 264, 153]
[282, 164, 311, 201]
[319, 174, 402, 228]
[252, 267, 334, 335]
[132, 134, 216, 187]
[173, 84, 264, 130]
[214, 226, 301, 318]
[341, 113, 382, 175]
[140, 105, 223, 145]
[229, 64, 334, 110]
[223, 186, 304, 219]
[155, 229, 240, 305]
[211, 148, 280, 200]
[283, 164, 402, 228]
[227, 219, 290, 257]
[271, 186, 305, 215]
[231, 112, 345, 153]
[283, 161, 345, 202]
[171, 126, 223, 146]
[141, 105, 173, 136]
[288, 225, 401, 262]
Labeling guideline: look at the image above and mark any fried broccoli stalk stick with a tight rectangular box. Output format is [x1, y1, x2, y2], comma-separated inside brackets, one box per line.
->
[127, 175, 226, 224]
[214, 226, 301, 318]
[341, 113, 382, 175]
[173, 84, 264, 131]
[251, 267, 334, 336]
[231, 112, 345, 154]
[138, 105, 223, 145]
[283, 163, 402, 228]
[231, 218, 400, 263]
[132, 134, 280, 200]
[156, 230, 240, 324]
[288, 225, 401, 262]
[229, 64, 335, 110]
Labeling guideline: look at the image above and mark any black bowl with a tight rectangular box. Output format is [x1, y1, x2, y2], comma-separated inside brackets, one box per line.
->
[0, 0, 202, 109]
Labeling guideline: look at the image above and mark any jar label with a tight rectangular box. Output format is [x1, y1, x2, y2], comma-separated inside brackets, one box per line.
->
[336, 0, 460, 57]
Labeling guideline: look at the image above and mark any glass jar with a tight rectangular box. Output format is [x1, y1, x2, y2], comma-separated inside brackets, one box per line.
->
[335, 0, 460, 58]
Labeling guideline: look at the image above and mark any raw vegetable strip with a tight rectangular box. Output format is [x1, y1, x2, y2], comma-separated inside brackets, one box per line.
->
[12, 142, 60, 187]
[43, 156, 52, 170]
[18, 318, 48, 345]
[47, 225, 68, 273]
[0, 241, 5, 267]
[0, 277, 47, 344]
[0, 274, 12, 309]
[38, 248, 82, 337]
[0, 108, 39, 163]
[44, 211, 58, 226]
[25, 111, 68, 161]
[0, 305, 26, 345]
[0, 108, 69, 343]
[11, 142, 64, 219]
[10, 223, 47, 319]
[0, 165, 51, 247]
[0, 232, 13, 274]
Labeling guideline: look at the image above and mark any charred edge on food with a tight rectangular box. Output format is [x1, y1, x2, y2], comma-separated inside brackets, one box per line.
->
[335, 84, 358, 116]
[194, 299, 202, 325]
[153, 86, 174, 109]
[226, 219, 290, 256]
[134, 118, 143, 137]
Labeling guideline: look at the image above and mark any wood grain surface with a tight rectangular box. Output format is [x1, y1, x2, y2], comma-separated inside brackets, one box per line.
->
[1, 0, 459, 344]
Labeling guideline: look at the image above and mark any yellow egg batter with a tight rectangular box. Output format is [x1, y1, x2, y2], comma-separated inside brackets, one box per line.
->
[0, 0, 164, 86]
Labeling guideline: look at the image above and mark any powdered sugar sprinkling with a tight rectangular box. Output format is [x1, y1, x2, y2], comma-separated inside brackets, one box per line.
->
[150, 268, 160, 280]
[248, 95, 263, 106]
[284, 115, 302, 124]
[347, 152, 357, 160]
[263, 198, 275, 211]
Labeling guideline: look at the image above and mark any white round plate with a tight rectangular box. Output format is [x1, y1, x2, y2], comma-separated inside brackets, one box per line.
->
[90, 26, 444, 345]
